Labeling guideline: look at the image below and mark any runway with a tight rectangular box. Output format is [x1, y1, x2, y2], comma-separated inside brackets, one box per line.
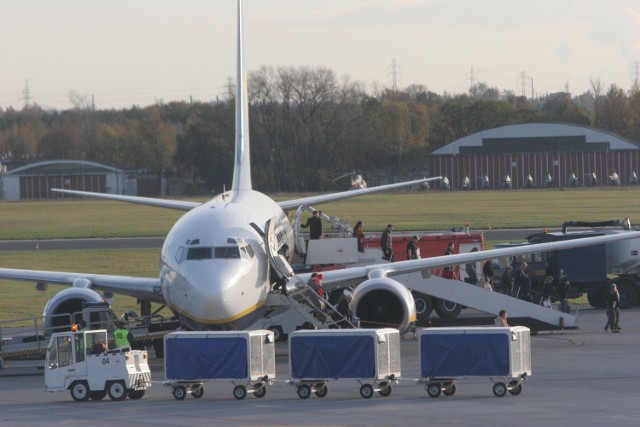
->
[2, 307, 639, 426]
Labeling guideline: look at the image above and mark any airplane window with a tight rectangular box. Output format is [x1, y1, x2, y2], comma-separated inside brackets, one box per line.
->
[175, 247, 186, 264]
[215, 247, 240, 259]
[187, 247, 213, 260]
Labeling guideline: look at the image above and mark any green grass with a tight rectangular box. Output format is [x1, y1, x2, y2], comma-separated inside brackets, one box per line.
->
[2, 187, 640, 240]
[0, 249, 164, 322]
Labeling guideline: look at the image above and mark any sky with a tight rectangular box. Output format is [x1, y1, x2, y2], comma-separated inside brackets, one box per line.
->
[1, 0, 639, 111]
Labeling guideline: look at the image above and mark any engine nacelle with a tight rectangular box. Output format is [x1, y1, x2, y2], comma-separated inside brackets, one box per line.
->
[42, 287, 107, 335]
[351, 277, 416, 335]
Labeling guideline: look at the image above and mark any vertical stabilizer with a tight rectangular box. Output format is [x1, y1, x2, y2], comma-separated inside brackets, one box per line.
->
[231, 0, 252, 197]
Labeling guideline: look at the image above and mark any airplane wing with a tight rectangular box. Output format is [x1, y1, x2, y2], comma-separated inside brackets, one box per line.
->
[0, 268, 164, 303]
[308, 231, 640, 292]
[277, 177, 441, 211]
[51, 189, 201, 211]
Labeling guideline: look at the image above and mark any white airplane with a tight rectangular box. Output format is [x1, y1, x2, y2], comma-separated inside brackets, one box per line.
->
[1, 0, 639, 336]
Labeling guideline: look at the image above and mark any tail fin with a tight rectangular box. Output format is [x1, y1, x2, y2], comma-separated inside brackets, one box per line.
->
[231, 0, 252, 197]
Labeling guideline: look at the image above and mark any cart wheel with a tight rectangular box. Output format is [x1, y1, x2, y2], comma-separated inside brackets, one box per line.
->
[191, 386, 204, 399]
[233, 385, 247, 400]
[70, 381, 90, 402]
[359, 384, 374, 399]
[253, 383, 267, 398]
[173, 385, 187, 400]
[443, 383, 456, 397]
[427, 383, 441, 398]
[107, 380, 127, 401]
[297, 384, 311, 399]
[378, 381, 392, 397]
[493, 382, 507, 398]
[508, 380, 523, 396]
[314, 383, 328, 398]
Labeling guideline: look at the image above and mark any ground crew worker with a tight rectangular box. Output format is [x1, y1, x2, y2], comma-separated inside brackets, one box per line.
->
[113, 324, 134, 349]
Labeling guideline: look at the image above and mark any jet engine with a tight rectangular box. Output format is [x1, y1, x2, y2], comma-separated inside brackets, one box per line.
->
[351, 277, 416, 334]
[42, 283, 109, 335]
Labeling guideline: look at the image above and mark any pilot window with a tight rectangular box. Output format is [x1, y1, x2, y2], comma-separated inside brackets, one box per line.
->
[187, 247, 213, 260]
[214, 247, 240, 259]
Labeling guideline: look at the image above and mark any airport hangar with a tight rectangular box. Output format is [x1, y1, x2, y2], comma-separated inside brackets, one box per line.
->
[0, 160, 163, 200]
[429, 123, 640, 190]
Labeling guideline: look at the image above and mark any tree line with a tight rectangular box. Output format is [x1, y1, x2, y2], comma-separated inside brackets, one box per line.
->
[1, 67, 639, 194]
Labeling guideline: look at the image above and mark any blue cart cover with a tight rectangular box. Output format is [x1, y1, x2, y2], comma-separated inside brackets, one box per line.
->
[420, 333, 509, 377]
[166, 337, 247, 380]
[291, 335, 375, 379]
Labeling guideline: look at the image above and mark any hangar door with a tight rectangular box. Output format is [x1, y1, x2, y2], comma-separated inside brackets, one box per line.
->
[20, 175, 106, 199]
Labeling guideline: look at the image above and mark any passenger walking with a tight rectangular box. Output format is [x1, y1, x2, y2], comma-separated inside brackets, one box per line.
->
[301, 210, 323, 240]
[442, 242, 455, 279]
[381, 224, 394, 261]
[482, 260, 494, 290]
[352, 220, 365, 253]
[558, 277, 571, 313]
[406, 235, 420, 260]
[604, 282, 621, 332]
[465, 248, 479, 285]
[513, 261, 532, 301]
[541, 275, 555, 308]
[501, 265, 514, 296]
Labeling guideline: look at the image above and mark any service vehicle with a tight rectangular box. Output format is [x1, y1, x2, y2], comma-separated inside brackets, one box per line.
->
[44, 329, 151, 401]
[491, 219, 640, 308]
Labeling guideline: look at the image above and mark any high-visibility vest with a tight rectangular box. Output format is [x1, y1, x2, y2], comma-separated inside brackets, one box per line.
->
[113, 329, 131, 348]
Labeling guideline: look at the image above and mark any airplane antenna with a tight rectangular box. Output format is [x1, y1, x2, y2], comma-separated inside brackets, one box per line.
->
[231, 0, 253, 198]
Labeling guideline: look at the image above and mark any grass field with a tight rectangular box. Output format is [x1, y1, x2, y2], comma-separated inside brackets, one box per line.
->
[1, 187, 640, 239]
[1, 187, 637, 320]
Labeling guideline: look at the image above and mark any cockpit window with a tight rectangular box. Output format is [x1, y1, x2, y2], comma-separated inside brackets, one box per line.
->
[214, 247, 240, 259]
[187, 247, 213, 260]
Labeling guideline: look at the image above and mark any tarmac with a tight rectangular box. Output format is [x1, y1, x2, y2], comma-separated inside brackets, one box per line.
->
[1, 306, 639, 426]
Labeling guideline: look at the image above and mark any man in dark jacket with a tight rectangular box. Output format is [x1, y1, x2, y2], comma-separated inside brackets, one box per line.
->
[381, 224, 394, 261]
[513, 261, 531, 301]
[406, 235, 420, 260]
[301, 210, 323, 240]
[604, 282, 621, 332]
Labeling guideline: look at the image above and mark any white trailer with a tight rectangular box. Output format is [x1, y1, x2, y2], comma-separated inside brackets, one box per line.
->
[163, 330, 275, 400]
[44, 329, 151, 401]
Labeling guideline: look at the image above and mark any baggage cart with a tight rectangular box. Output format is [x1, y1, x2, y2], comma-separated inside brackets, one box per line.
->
[163, 330, 275, 400]
[418, 326, 531, 398]
[288, 328, 400, 399]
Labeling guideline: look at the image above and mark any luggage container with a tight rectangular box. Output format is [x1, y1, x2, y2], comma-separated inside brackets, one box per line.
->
[288, 328, 400, 399]
[163, 330, 275, 400]
[418, 326, 531, 398]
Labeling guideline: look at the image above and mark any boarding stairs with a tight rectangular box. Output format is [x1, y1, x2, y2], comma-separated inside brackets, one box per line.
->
[399, 271, 577, 328]
[264, 277, 357, 331]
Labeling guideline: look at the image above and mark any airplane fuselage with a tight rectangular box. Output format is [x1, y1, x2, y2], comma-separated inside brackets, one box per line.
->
[159, 190, 293, 330]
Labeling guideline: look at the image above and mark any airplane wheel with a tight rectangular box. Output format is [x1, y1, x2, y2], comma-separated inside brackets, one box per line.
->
[233, 385, 247, 400]
[173, 386, 187, 400]
[443, 383, 456, 396]
[314, 383, 328, 398]
[434, 299, 462, 319]
[359, 384, 374, 399]
[70, 381, 90, 402]
[107, 380, 127, 401]
[493, 382, 507, 398]
[253, 383, 267, 398]
[427, 383, 441, 398]
[508, 381, 522, 396]
[297, 384, 311, 399]
[191, 387, 204, 399]
[378, 381, 392, 397]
